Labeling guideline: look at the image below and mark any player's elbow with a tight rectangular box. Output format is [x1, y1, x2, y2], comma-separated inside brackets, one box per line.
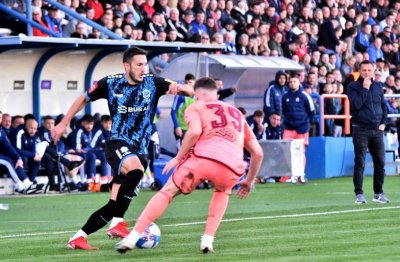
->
[247, 141, 264, 161]
[252, 147, 264, 162]
[189, 127, 202, 138]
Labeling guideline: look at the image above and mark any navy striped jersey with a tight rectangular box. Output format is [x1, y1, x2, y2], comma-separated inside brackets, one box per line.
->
[85, 73, 172, 156]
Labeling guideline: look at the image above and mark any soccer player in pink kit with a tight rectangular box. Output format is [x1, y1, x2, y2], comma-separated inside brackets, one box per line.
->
[115, 77, 264, 254]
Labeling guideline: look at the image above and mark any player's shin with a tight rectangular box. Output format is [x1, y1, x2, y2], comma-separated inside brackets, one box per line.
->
[114, 169, 144, 218]
[81, 199, 116, 235]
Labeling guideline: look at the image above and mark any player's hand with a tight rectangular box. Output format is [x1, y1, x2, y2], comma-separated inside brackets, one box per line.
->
[378, 124, 385, 131]
[162, 157, 180, 175]
[363, 77, 372, 89]
[167, 84, 180, 95]
[231, 85, 238, 93]
[34, 154, 42, 162]
[236, 180, 253, 199]
[175, 127, 183, 137]
[51, 124, 66, 142]
[15, 158, 24, 169]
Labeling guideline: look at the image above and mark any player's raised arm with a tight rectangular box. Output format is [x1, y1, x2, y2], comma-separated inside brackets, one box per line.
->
[167, 82, 194, 96]
[51, 94, 88, 141]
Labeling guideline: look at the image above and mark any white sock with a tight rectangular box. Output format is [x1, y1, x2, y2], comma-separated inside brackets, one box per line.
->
[201, 234, 214, 243]
[23, 178, 32, 189]
[126, 230, 140, 242]
[109, 217, 124, 228]
[70, 229, 87, 241]
[71, 175, 80, 184]
[15, 181, 25, 192]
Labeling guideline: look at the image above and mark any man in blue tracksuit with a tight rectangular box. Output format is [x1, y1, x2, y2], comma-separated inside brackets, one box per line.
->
[263, 70, 288, 122]
[347, 60, 389, 204]
[0, 111, 42, 194]
[282, 73, 315, 183]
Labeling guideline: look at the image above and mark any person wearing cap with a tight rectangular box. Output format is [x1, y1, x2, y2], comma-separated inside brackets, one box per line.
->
[43, 5, 63, 37]
[219, 17, 237, 44]
[290, 17, 305, 37]
[281, 73, 315, 183]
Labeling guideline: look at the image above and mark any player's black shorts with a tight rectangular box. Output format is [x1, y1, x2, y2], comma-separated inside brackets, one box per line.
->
[105, 139, 148, 185]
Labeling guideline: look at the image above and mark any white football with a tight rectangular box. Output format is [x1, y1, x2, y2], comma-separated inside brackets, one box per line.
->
[135, 223, 161, 249]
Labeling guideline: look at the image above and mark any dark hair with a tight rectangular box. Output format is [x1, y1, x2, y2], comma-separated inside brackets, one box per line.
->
[12, 115, 23, 124]
[24, 113, 36, 122]
[81, 114, 94, 123]
[184, 73, 195, 81]
[253, 110, 264, 117]
[194, 77, 218, 90]
[101, 115, 111, 122]
[237, 107, 246, 115]
[270, 112, 281, 117]
[123, 46, 147, 63]
[42, 115, 54, 122]
[359, 60, 373, 68]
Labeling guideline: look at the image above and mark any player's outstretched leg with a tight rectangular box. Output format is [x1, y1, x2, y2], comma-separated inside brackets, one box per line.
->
[115, 190, 173, 254]
[67, 199, 115, 250]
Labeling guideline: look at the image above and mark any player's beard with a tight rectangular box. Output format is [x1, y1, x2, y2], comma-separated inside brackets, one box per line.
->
[129, 71, 142, 84]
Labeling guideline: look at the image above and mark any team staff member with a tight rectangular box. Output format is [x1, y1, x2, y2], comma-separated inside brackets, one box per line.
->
[282, 73, 315, 183]
[52, 46, 193, 250]
[347, 60, 389, 204]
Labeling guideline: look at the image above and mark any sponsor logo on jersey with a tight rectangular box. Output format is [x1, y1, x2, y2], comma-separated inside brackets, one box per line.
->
[214, 127, 236, 142]
[113, 93, 123, 98]
[89, 82, 98, 94]
[118, 105, 148, 114]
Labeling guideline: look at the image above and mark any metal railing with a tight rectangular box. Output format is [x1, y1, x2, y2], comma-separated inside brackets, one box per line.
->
[320, 94, 351, 136]
[0, 0, 123, 40]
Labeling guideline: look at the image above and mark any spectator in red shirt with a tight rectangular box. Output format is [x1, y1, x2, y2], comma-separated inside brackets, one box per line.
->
[87, 0, 104, 21]
[32, 7, 50, 37]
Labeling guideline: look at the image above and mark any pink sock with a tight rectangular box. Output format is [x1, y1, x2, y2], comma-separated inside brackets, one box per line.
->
[133, 191, 172, 233]
[204, 191, 230, 237]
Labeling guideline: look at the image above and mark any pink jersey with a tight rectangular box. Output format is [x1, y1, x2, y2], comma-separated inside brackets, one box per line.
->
[184, 100, 256, 174]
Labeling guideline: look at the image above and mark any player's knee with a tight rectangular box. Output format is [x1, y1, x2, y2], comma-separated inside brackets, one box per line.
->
[122, 169, 144, 195]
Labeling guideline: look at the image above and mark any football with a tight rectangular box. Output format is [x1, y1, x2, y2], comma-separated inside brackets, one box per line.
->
[135, 223, 161, 249]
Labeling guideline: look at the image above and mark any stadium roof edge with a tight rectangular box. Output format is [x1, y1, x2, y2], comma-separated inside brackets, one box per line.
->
[0, 36, 225, 53]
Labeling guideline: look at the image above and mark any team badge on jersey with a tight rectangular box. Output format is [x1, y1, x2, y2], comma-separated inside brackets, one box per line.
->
[142, 89, 151, 102]
[89, 81, 98, 94]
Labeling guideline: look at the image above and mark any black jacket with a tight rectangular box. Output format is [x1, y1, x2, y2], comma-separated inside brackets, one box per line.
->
[347, 78, 387, 129]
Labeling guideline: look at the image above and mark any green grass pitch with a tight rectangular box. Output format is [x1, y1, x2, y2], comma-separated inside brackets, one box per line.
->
[1, 176, 400, 262]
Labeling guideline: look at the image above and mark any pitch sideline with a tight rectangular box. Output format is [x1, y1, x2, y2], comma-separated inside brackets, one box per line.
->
[1, 205, 399, 239]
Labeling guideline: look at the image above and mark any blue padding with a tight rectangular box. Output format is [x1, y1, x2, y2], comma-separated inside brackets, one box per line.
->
[32, 47, 75, 121]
